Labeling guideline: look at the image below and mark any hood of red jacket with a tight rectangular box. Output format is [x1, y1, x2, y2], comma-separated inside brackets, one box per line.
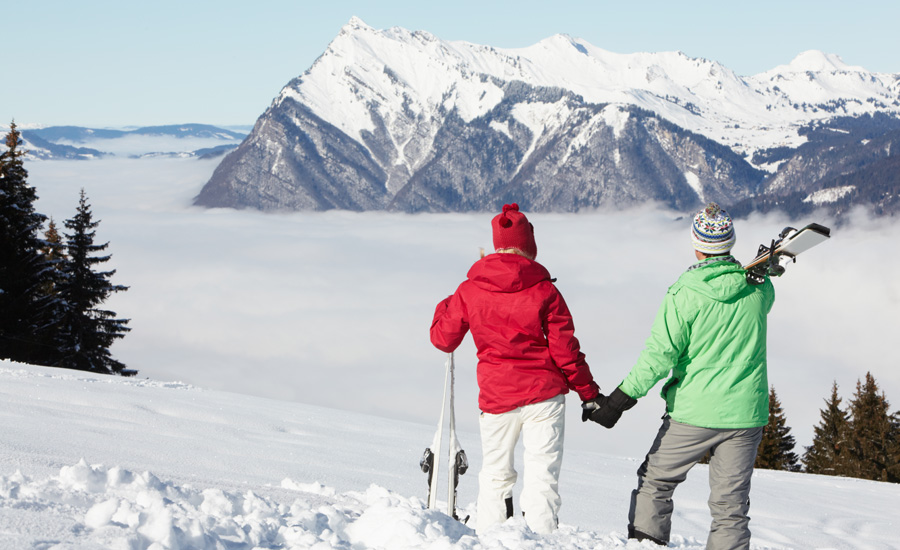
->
[466, 253, 552, 293]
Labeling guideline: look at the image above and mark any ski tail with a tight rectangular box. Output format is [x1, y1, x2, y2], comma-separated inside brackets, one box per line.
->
[450, 449, 468, 520]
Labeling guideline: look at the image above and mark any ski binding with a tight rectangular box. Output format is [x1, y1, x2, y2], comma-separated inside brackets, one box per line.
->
[744, 223, 831, 285]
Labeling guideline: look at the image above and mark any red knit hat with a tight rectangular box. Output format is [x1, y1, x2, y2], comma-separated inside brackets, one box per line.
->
[492, 203, 537, 259]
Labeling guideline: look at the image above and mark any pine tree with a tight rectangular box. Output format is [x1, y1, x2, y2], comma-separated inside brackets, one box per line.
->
[41, 218, 66, 263]
[803, 381, 850, 476]
[844, 373, 899, 482]
[36, 217, 73, 363]
[891, 411, 900, 480]
[55, 189, 133, 375]
[755, 386, 800, 471]
[0, 122, 57, 364]
[39, 218, 67, 293]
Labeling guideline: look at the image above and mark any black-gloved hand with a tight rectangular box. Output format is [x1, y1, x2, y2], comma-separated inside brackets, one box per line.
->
[586, 387, 638, 429]
[581, 394, 607, 422]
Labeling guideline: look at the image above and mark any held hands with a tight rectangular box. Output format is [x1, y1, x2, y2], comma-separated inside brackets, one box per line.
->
[581, 394, 607, 422]
[581, 387, 638, 429]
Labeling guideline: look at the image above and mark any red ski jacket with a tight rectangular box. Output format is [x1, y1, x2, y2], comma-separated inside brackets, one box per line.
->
[430, 253, 600, 414]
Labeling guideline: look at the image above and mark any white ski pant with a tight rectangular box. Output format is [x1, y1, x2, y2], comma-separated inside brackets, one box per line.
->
[629, 417, 763, 550]
[476, 394, 565, 535]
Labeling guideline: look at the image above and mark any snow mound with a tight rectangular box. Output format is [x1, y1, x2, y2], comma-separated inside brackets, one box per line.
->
[2, 461, 701, 550]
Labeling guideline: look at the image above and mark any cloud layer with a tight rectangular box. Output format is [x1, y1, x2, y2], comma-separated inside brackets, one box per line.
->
[29, 158, 900, 459]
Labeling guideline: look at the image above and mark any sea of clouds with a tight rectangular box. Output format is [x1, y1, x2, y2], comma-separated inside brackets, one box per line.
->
[26, 156, 900, 459]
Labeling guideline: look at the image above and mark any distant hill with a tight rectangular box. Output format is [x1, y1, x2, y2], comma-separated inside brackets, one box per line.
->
[27, 124, 245, 143]
[19, 131, 108, 160]
[19, 124, 246, 160]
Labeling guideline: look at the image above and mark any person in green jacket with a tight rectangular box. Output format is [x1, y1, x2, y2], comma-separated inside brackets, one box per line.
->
[583, 203, 774, 550]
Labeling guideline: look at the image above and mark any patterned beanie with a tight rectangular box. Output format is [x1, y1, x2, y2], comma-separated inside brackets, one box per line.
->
[492, 203, 537, 259]
[691, 202, 736, 254]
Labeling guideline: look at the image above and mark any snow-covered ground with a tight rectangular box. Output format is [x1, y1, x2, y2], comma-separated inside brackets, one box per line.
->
[2, 361, 898, 549]
[6, 155, 900, 548]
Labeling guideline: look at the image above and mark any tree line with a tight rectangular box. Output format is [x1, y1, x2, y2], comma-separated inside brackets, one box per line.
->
[756, 373, 900, 483]
[1, 122, 133, 375]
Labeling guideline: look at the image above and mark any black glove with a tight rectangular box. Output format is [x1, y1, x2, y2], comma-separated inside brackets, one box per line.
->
[585, 387, 637, 429]
[581, 394, 607, 422]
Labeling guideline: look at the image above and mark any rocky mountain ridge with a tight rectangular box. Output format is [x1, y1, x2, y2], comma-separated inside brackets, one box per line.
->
[126, 19, 900, 214]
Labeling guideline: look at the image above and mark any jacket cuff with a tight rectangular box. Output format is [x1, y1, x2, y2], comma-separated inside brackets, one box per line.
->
[577, 382, 601, 402]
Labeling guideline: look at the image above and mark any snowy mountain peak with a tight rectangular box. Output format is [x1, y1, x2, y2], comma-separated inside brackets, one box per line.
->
[535, 33, 592, 55]
[198, 20, 900, 213]
[343, 15, 373, 33]
[780, 50, 862, 73]
[564, 35, 591, 56]
[294, 20, 898, 164]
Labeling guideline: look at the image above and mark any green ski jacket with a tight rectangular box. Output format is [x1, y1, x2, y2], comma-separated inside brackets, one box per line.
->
[619, 258, 775, 429]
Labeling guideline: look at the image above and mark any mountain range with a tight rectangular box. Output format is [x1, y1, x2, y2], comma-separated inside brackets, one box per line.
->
[193, 18, 900, 216]
[21, 124, 246, 160]
[193, 18, 900, 217]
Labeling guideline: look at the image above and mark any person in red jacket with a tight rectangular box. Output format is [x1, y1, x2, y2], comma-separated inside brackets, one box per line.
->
[430, 203, 601, 535]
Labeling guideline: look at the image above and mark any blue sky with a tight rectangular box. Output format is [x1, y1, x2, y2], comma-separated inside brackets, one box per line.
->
[7, 0, 899, 128]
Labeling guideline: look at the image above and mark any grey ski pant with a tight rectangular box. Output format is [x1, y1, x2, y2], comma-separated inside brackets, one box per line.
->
[628, 417, 763, 550]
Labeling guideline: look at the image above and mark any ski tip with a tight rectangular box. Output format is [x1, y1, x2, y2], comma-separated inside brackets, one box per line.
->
[800, 222, 831, 237]
[809, 223, 831, 237]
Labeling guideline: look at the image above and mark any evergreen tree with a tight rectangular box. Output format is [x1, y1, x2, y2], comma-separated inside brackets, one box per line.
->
[803, 381, 850, 476]
[37, 217, 73, 363]
[0, 122, 57, 363]
[755, 386, 800, 471]
[55, 188, 133, 375]
[39, 218, 67, 293]
[41, 218, 66, 263]
[844, 373, 899, 482]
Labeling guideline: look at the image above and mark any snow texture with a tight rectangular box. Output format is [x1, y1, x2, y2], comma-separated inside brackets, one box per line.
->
[803, 186, 856, 205]
[2, 361, 899, 550]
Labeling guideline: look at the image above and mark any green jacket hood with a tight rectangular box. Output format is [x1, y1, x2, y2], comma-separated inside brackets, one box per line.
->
[676, 259, 747, 302]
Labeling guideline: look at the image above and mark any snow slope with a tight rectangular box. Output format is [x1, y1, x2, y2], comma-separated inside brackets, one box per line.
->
[2, 361, 899, 550]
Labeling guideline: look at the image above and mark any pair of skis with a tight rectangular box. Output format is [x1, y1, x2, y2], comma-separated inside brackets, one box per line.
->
[744, 223, 831, 284]
[419, 352, 468, 521]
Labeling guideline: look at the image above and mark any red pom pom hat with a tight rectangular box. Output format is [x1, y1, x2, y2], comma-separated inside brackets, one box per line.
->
[491, 203, 537, 259]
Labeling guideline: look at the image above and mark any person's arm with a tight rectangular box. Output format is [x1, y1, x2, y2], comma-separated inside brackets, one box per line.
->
[585, 290, 687, 429]
[544, 286, 600, 401]
[619, 290, 689, 400]
[429, 290, 469, 353]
